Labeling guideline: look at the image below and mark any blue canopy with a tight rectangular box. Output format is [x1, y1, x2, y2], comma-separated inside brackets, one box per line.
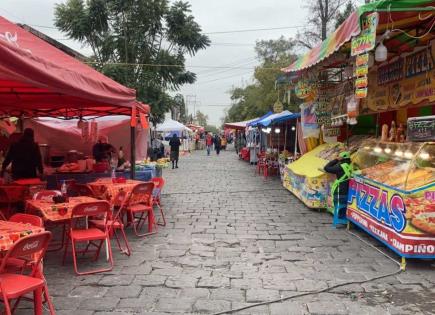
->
[247, 111, 273, 127]
[253, 110, 300, 127]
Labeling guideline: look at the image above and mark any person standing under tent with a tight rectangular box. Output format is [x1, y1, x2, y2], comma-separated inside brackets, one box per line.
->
[1, 128, 43, 180]
[93, 135, 116, 163]
[205, 133, 213, 156]
[169, 134, 181, 169]
[214, 134, 221, 156]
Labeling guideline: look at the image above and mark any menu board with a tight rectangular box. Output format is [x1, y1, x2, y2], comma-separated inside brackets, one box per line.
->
[407, 115, 435, 142]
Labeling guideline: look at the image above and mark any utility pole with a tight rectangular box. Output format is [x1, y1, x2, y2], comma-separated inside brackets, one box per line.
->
[185, 94, 197, 123]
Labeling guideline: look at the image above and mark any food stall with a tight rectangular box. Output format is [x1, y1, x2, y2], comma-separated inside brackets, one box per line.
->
[224, 118, 258, 162]
[348, 140, 435, 261]
[0, 15, 150, 181]
[280, 0, 435, 261]
[283, 142, 342, 208]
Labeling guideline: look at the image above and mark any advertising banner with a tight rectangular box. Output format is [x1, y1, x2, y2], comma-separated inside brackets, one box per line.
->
[351, 12, 378, 56]
[347, 177, 435, 258]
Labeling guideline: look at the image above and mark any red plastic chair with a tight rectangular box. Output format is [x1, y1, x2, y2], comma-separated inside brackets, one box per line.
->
[256, 152, 267, 176]
[9, 213, 44, 228]
[0, 231, 55, 315]
[264, 158, 279, 178]
[89, 191, 131, 256]
[150, 177, 166, 226]
[0, 186, 27, 219]
[5, 213, 44, 272]
[123, 182, 157, 237]
[33, 190, 61, 202]
[62, 201, 113, 275]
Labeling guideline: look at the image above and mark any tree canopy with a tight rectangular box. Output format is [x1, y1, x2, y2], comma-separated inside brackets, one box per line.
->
[54, 0, 210, 124]
[223, 36, 298, 124]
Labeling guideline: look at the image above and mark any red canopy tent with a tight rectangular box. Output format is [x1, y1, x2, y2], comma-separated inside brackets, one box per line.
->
[0, 16, 150, 178]
[0, 16, 149, 118]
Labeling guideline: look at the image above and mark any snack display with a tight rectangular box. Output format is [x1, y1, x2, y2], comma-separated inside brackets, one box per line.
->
[347, 140, 435, 259]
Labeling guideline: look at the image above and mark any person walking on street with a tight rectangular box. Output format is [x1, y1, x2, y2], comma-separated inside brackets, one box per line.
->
[205, 133, 213, 156]
[214, 134, 221, 155]
[169, 134, 181, 169]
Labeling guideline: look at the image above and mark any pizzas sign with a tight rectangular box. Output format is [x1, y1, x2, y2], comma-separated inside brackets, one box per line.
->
[348, 180, 406, 233]
[347, 178, 435, 258]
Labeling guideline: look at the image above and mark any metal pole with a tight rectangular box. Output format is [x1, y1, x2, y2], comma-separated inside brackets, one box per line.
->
[284, 124, 288, 150]
[294, 120, 298, 156]
[130, 126, 136, 180]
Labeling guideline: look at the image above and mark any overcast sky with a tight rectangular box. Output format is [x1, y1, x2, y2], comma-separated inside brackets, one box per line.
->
[0, 0, 362, 126]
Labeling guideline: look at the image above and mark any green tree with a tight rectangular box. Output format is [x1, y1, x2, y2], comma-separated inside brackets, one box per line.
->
[224, 37, 298, 124]
[335, 1, 356, 29]
[195, 110, 208, 127]
[296, 0, 347, 49]
[54, 0, 210, 124]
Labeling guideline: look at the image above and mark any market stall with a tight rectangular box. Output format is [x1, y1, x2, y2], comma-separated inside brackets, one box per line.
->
[282, 142, 342, 208]
[156, 118, 192, 153]
[348, 140, 435, 260]
[0, 15, 150, 181]
[280, 0, 435, 259]
[224, 118, 258, 160]
[250, 111, 301, 179]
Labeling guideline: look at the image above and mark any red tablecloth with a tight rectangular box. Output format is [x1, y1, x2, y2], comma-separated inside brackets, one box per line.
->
[26, 196, 99, 222]
[0, 220, 44, 251]
[89, 178, 144, 204]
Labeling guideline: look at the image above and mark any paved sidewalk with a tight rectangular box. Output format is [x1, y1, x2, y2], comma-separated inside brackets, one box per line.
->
[25, 148, 435, 314]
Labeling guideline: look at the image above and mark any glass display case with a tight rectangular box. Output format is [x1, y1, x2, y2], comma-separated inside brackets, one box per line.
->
[347, 139, 435, 260]
[352, 140, 435, 191]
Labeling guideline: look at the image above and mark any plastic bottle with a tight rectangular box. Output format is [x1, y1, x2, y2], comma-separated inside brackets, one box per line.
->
[111, 168, 116, 183]
[61, 180, 68, 201]
[61, 181, 67, 195]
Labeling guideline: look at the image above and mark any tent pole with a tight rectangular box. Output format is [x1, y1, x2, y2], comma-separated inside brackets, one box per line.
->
[284, 124, 288, 150]
[130, 126, 136, 180]
[294, 119, 298, 157]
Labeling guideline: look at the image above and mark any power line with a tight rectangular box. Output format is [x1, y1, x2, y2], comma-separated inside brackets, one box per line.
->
[199, 70, 254, 85]
[204, 25, 305, 35]
[84, 61, 280, 70]
[26, 23, 305, 35]
[195, 56, 258, 75]
[199, 59, 259, 79]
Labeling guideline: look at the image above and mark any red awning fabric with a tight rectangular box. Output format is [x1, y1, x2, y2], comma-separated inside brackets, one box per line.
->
[0, 16, 149, 118]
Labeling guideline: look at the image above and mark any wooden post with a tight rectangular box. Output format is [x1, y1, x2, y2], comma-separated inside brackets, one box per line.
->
[130, 126, 136, 180]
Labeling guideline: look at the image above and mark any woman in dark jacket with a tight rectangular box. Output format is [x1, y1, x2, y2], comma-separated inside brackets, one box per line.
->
[214, 134, 221, 155]
[1, 128, 43, 180]
[169, 134, 181, 169]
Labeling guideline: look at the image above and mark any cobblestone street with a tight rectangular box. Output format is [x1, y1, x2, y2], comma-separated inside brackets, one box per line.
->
[38, 148, 434, 314]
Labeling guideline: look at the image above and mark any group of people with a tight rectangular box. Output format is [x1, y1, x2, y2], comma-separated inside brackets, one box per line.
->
[205, 133, 228, 156]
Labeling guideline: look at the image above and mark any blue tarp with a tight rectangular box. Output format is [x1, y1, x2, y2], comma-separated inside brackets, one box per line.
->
[247, 111, 273, 127]
[253, 110, 300, 127]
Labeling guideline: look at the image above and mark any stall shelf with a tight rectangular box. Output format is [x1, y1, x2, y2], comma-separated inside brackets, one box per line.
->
[347, 140, 435, 261]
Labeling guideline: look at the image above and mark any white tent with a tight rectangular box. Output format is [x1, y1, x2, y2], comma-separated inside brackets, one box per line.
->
[156, 118, 192, 132]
